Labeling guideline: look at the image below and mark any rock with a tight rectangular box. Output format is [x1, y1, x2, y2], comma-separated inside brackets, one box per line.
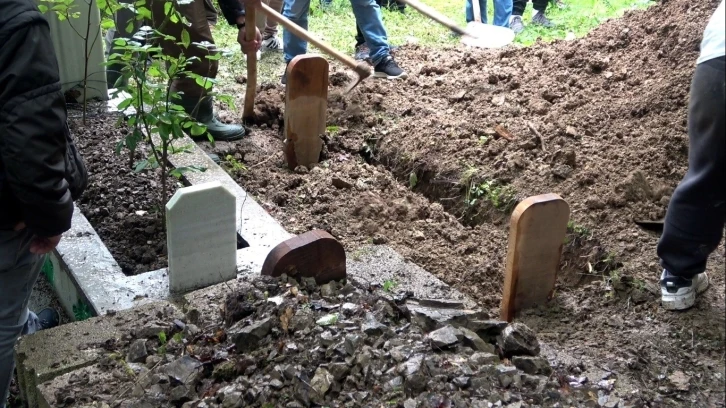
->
[598, 395, 621, 407]
[310, 367, 334, 397]
[316, 313, 340, 326]
[496, 365, 518, 388]
[512, 356, 552, 375]
[361, 313, 387, 336]
[229, 317, 273, 352]
[222, 390, 243, 408]
[328, 362, 350, 381]
[668, 370, 690, 391]
[332, 177, 353, 189]
[408, 304, 487, 332]
[127, 339, 148, 363]
[183, 324, 201, 337]
[552, 164, 573, 179]
[320, 281, 339, 297]
[404, 399, 418, 408]
[404, 374, 428, 394]
[291, 309, 315, 333]
[453, 376, 471, 388]
[427, 325, 463, 349]
[465, 319, 508, 341]
[165, 356, 203, 386]
[498, 323, 540, 357]
[344, 334, 362, 355]
[136, 322, 168, 339]
[169, 385, 193, 403]
[565, 126, 578, 138]
[459, 327, 495, 353]
[341, 303, 360, 316]
[469, 352, 500, 366]
[384, 376, 404, 392]
[399, 354, 425, 377]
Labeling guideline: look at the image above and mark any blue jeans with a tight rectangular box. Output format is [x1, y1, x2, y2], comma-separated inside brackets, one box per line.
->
[465, 0, 512, 27]
[283, 0, 391, 65]
[0, 229, 43, 408]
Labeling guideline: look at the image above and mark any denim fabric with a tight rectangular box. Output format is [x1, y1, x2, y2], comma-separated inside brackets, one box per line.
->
[465, 0, 512, 27]
[284, 0, 391, 65]
[0, 229, 43, 408]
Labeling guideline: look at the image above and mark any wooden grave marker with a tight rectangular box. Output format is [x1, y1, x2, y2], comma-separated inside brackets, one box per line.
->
[166, 181, 237, 294]
[500, 194, 570, 322]
[261, 230, 346, 284]
[284, 54, 328, 170]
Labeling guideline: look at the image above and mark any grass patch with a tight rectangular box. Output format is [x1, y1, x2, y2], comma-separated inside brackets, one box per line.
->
[209, 0, 652, 86]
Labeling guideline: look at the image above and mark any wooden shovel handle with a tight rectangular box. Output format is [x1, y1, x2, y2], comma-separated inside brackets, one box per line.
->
[397, 0, 469, 36]
[242, 7, 257, 120]
[258, 3, 359, 70]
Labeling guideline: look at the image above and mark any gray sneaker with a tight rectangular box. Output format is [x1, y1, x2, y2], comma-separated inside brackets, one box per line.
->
[531, 12, 554, 28]
[660, 270, 709, 311]
[510, 15, 525, 34]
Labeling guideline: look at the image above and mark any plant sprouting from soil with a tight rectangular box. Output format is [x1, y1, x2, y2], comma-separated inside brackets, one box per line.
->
[466, 179, 517, 212]
[383, 279, 398, 292]
[108, 2, 234, 204]
[224, 155, 248, 175]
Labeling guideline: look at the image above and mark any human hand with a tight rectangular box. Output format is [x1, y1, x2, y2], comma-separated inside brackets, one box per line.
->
[13, 222, 62, 254]
[237, 25, 262, 55]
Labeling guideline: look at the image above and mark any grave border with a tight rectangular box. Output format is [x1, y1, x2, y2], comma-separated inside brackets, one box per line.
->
[46, 135, 293, 320]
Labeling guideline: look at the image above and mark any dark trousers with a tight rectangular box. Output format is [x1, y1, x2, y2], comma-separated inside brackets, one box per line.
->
[513, 0, 547, 16]
[657, 56, 725, 278]
[355, 0, 404, 46]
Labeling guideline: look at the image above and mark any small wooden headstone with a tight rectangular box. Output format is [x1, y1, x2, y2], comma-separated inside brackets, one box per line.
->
[284, 54, 328, 170]
[166, 181, 237, 294]
[261, 230, 345, 284]
[500, 194, 570, 322]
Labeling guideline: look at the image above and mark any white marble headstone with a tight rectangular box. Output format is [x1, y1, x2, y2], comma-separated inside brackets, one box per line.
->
[166, 181, 237, 294]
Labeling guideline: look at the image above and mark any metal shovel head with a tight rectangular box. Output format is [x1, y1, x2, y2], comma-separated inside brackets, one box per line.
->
[460, 22, 515, 48]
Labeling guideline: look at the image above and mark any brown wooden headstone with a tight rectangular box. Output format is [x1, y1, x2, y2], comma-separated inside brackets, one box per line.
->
[261, 230, 345, 284]
[284, 54, 328, 170]
[500, 194, 570, 322]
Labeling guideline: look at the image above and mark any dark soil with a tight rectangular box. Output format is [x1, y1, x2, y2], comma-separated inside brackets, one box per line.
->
[202, 0, 725, 405]
[70, 116, 179, 275]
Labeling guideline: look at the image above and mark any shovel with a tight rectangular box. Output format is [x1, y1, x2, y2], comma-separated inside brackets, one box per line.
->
[398, 0, 515, 48]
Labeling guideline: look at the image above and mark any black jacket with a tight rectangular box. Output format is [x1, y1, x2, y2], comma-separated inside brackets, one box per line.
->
[0, 0, 87, 237]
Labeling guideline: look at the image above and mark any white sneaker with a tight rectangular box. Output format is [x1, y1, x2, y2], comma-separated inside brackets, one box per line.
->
[261, 35, 283, 52]
[243, 50, 262, 61]
[660, 270, 709, 311]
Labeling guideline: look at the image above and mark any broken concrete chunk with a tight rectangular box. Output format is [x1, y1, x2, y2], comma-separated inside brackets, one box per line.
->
[498, 322, 540, 357]
[229, 317, 274, 353]
[459, 327, 496, 353]
[427, 325, 464, 349]
[511, 355, 552, 375]
[127, 339, 148, 363]
[470, 352, 500, 366]
[311, 367, 334, 397]
[361, 313, 388, 336]
[164, 356, 203, 386]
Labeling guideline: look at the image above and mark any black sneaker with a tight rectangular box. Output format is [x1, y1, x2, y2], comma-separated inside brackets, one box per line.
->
[660, 270, 709, 311]
[531, 12, 554, 28]
[354, 43, 371, 61]
[37, 308, 60, 330]
[373, 56, 408, 79]
[510, 15, 525, 34]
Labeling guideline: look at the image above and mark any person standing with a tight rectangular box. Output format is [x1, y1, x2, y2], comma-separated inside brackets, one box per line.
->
[354, 0, 405, 61]
[465, 0, 513, 28]
[657, 0, 724, 311]
[282, 0, 407, 84]
[245, 0, 286, 61]
[509, 0, 553, 34]
[0, 0, 89, 405]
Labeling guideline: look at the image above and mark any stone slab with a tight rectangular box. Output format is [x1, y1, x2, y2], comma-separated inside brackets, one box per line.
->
[346, 245, 477, 309]
[166, 181, 237, 294]
[15, 301, 180, 408]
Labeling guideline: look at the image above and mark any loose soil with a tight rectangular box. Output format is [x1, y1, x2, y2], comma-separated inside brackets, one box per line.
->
[70, 116, 180, 275]
[206, 0, 725, 405]
[64, 0, 725, 405]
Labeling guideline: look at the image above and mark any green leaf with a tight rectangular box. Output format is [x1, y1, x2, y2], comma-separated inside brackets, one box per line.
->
[181, 29, 191, 49]
[190, 123, 206, 136]
[38, 4, 48, 13]
[163, 1, 173, 16]
[117, 98, 133, 110]
[134, 160, 149, 172]
[101, 18, 115, 29]
[409, 172, 418, 189]
[125, 20, 134, 33]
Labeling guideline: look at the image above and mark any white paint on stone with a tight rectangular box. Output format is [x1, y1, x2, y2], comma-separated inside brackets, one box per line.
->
[166, 181, 237, 294]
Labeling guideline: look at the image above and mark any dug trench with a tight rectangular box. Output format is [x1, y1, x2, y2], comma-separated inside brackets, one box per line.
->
[65, 0, 724, 405]
[203, 0, 724, 404]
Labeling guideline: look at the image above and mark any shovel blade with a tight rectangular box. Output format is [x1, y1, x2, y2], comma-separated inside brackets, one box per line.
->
[461, 22, 516, 48]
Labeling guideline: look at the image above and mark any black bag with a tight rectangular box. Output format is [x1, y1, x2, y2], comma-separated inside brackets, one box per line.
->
[63, 124, 88, 200]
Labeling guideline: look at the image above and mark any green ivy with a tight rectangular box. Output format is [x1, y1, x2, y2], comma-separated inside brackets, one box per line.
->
[41, 256, 54, 285]
[73, 300, 92, 321]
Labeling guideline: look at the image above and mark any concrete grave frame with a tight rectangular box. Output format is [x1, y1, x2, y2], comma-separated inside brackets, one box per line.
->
[45, 135, 293, 321]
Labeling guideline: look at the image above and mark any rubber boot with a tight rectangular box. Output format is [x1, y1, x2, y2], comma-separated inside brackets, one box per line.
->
[179, 96, 247, 142]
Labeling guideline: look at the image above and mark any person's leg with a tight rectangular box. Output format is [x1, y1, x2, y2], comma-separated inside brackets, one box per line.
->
[511, 0, 526, 16]
[283, 0, 311, 63]
[531, 0, 553, 26]
[465, 0, 474, 22]
[493, 0, 513, 27]
[355, 24, 366, 47]
[657, 56, 726, 310]
[202, 0, 218, 25]
[0, 230, 43, 408]
[354, 24, 370, 61]
[151, 0, 245, 140]
[263, 0, 284, 39]
[349, 0, 390, 65]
